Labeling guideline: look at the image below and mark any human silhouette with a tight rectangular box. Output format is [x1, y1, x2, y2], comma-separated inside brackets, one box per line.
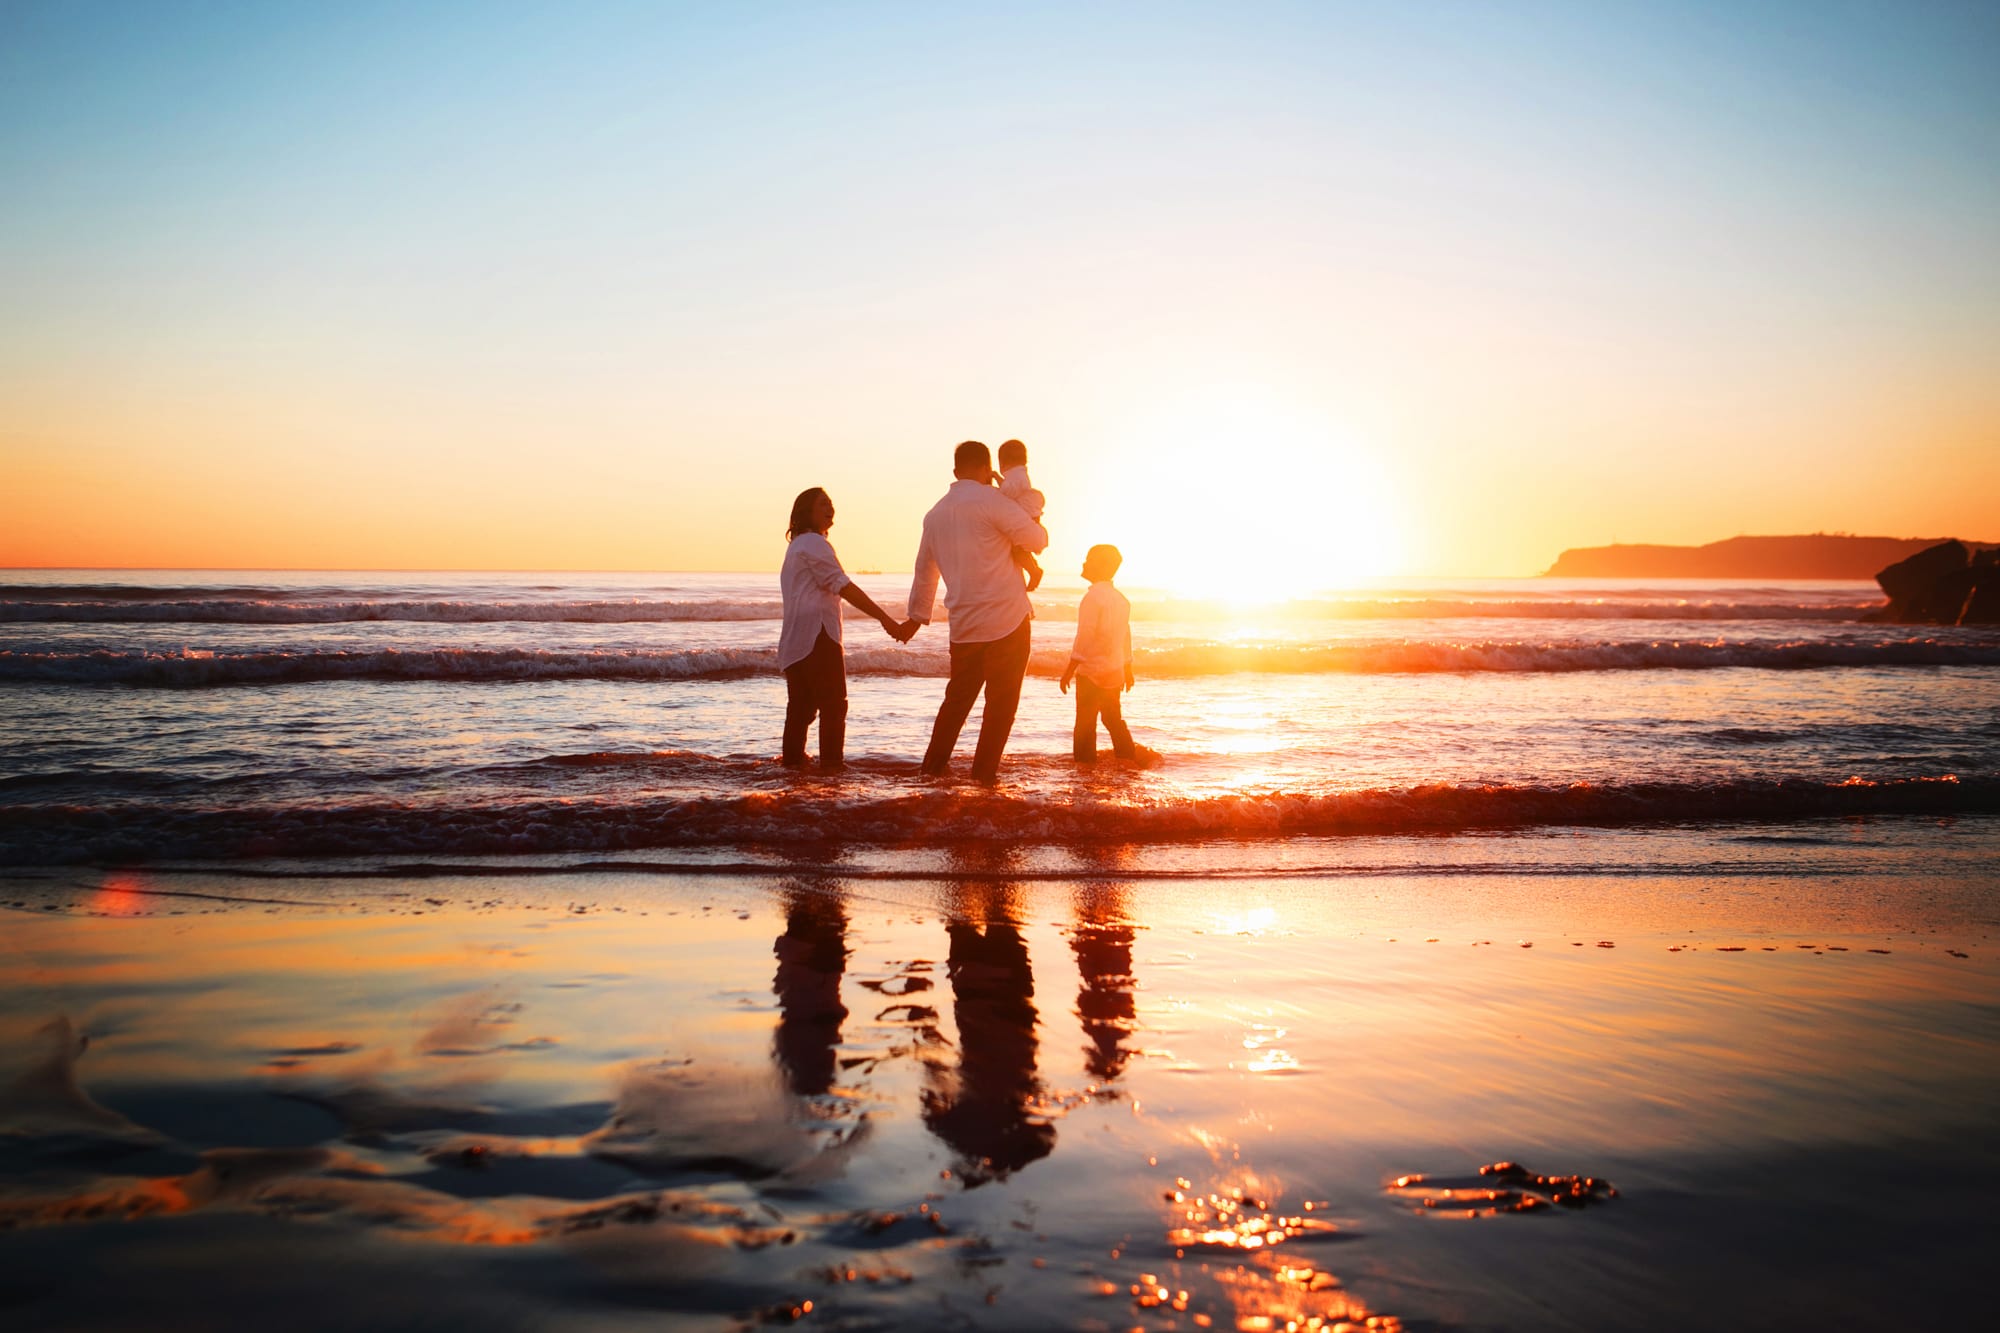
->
[921, 877, 1055, 1184]
[1070, 882, 1138, 1084]
[771, 882, 850, 1096]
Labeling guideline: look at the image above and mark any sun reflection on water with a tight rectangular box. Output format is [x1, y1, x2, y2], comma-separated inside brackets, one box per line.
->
[1213, 906, 1280, 937]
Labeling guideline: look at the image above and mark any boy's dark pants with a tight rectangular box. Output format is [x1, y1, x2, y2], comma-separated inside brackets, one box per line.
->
[922, 617, 1031, 781]
[1073, 676, 1135, 761]
[782, 631, 846, 769]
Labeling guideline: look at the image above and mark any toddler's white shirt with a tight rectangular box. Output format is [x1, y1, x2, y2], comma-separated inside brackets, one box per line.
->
[998, 465, 1045, 520]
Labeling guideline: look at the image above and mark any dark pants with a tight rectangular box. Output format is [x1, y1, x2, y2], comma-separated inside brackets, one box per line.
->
[782, 631, 846, 769]
[922, 617, 1031, 782]
[1073, 676, 1135, 762]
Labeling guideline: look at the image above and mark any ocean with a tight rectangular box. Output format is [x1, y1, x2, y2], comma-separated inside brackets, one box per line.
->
[3, 569, 1997, 865]
[5, 570, 1999, 1330]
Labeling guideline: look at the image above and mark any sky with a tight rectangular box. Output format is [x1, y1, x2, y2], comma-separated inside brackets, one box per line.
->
[2, 0, 1996, 580]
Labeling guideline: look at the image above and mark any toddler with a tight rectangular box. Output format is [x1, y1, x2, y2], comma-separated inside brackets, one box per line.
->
[995, 438, 1045, 591]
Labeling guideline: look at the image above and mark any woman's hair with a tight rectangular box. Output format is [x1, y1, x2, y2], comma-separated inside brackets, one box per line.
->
[786, 488, 829, 542]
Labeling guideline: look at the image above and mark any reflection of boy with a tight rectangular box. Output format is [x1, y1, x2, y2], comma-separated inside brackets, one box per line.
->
[995, 439, 1045, 592]
[1060, 544, 1149, 763]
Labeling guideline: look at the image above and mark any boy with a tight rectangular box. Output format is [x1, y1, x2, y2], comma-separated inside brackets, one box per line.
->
[995, 438, 1045, 592]
[1060, 544, 1155, 764]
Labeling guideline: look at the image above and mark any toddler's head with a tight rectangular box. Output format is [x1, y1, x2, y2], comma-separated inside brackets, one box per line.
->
[1081, 544, 1122, 583]
[997, 439, 1028, 471]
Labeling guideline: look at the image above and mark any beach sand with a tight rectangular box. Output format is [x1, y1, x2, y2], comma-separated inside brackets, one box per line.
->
[3, 835, 1996, 1330]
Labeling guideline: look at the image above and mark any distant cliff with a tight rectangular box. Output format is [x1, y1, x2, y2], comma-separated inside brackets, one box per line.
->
[1544, 535, 1959, 579]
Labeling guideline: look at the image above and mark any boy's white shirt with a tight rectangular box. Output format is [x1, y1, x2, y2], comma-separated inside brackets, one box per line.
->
[1069, 582, 1132, 690]
[998, 464, 1045, 520]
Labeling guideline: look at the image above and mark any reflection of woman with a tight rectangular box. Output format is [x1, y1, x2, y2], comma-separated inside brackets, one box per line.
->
[780, 488, 910, 771]
[772, 883, 849, 1096]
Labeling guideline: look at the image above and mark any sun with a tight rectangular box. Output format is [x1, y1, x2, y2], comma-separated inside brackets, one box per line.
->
[1077, 387, 1407, 601]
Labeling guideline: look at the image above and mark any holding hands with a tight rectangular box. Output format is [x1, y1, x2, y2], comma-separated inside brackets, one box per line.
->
[883, 616, 919, 644]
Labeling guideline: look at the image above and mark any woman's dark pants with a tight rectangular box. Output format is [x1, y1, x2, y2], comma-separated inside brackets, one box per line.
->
[783, 631, 846, 770]
[1073, 676, 1135, 762]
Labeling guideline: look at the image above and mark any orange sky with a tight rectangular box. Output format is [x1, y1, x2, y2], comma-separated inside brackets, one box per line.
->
[4, 4, 1997, 579]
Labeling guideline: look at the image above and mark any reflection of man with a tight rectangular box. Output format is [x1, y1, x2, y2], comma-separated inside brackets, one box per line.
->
[908, 440, 1050, 782]
[921, 886, 1055, 1184]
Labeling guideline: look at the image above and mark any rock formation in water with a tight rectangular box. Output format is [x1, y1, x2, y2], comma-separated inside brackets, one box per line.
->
[1875, 541, 2000, 625]
[1545, 535, 1957, 579]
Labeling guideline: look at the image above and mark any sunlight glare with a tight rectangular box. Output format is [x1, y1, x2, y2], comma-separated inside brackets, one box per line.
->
[1082, 386, 1406, 600]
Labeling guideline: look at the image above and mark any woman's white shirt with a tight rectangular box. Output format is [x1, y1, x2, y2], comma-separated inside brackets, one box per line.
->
[779, 532, 851, 670]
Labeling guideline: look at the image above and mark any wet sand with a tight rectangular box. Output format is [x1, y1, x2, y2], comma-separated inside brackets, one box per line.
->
[3, 841, 1997, 1331]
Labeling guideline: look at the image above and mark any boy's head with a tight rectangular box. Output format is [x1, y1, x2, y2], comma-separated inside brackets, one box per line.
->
[1081, 544, 1122, 583]
[997, 439, 1027, 470]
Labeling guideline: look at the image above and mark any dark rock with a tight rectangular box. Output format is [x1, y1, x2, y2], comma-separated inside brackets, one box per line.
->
[1931, 568, 1977, 623]
[1964, 572, 2000, 625]
[1876, 540, 2000, 624]
[1877, 540, 1968, 608]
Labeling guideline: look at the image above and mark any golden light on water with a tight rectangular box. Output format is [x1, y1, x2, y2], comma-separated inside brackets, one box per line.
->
[1213, 906, 1281, 937]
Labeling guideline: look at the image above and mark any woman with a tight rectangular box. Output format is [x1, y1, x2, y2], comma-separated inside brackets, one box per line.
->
[779, 488, 911, 771]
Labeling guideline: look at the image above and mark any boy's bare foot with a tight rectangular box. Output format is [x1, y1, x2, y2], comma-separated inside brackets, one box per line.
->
[1131, 745, 1163, 768]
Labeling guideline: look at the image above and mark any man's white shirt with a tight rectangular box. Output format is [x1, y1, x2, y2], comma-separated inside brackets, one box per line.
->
[908, 479, 1050, 643]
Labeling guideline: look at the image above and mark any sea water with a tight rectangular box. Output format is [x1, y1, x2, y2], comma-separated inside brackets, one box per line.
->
[3, 569, 1997, 865]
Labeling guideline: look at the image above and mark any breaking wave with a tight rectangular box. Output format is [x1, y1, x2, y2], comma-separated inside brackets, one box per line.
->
[2, 775, 1989, 865]
[5, 637, 1999, 687]
[0, 595, 1886, 625]
[0, 598, 790, 624]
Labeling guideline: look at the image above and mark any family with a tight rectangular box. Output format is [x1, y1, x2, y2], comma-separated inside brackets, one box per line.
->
[778, 439, 1150, 781]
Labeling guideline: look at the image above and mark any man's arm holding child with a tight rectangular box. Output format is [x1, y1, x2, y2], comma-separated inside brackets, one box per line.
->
[995, 500, 1048, 555]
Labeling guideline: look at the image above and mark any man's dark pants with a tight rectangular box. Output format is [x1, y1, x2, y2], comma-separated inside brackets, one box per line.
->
[922, 617, 1031, 782]
[1073, 676, 1136, 762]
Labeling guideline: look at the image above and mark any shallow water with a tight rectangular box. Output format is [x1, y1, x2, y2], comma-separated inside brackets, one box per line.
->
[3, 830, 1996, 1330]
[4, 571, 1999, 864]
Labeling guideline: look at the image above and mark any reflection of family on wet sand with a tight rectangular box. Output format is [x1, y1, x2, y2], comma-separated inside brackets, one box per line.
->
[780, 438, 1158, 780]
[772, 874, 1137, 1185]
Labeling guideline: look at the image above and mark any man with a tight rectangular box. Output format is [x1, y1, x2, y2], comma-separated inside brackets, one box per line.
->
[908, 440, 1051, 781]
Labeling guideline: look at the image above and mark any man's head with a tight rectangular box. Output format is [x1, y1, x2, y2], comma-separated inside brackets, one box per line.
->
[953, 440, 992, 481]
[997, 439, 1027, 471]
[1081, 544, 1123, 583]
